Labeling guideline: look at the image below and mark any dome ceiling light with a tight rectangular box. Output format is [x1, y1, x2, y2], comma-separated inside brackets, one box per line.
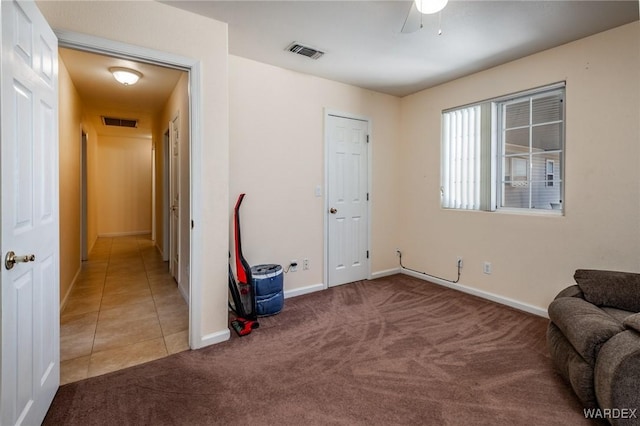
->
[415, 0, 449, 15]
[109, 67, 143, 86]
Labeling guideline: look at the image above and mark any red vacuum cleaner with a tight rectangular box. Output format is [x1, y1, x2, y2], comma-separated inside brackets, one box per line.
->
[228, 193, 259, 336]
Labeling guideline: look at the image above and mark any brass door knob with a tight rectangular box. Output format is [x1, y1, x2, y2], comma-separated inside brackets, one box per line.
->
[329, 208, 337, 214]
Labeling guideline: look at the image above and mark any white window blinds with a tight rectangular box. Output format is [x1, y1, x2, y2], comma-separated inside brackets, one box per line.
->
[441, 105, 482, 210]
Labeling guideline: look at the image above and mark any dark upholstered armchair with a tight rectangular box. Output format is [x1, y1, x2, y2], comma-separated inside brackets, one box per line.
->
[547, 270, 640, 425]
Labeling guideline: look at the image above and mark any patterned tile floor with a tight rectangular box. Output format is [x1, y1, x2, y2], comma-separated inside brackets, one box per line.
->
[60, 235, 189, 385]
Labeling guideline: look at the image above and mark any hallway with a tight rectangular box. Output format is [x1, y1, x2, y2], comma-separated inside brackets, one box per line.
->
[60, 235, 189, 385]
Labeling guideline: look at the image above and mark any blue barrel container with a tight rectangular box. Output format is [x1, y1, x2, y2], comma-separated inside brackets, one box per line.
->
[251, 264, 284, 316]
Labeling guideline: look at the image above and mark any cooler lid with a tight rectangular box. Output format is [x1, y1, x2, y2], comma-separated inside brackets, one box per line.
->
[250, 264, 283, 278]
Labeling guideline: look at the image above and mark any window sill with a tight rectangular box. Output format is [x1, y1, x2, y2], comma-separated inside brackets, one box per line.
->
[494, 207, 564, 217]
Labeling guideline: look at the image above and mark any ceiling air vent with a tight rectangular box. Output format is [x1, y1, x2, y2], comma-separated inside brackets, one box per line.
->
[286, 42, 324, 60]
[102, 116, 138, 128]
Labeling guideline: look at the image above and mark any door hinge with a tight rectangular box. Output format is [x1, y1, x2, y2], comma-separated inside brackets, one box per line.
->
[366, 134, 370, 143]
[366, 193, 369, 201]
[366, 250, 369, 259]
[191, 220, 194, 229]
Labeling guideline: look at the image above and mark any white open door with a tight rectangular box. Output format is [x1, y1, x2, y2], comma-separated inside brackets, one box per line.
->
[326, 114, 369, 287]
[0, 1, 60, 424]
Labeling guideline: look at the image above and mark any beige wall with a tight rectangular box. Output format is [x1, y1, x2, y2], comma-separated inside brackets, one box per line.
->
[398, 22, 640, 312]
[229, 56, 402, 292]
[95, 135, 152, 236]
[39, 0, 230, 345]
[58, 55, 99, 305]
[155, 72, 190, 297]
[58, 57, 82, 303]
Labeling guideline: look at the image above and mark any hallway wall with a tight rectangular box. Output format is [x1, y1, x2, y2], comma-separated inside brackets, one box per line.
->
[95, 135, 152, 236]
[59, 57, 98, 303]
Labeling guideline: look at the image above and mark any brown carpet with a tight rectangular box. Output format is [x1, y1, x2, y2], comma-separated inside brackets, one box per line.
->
[44, 274, 593, 425]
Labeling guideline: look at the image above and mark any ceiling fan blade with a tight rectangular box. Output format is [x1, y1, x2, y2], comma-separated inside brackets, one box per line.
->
[401, 1, 423, 34]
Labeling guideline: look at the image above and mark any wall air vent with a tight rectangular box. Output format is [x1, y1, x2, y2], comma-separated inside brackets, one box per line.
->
[101, 116, 138, 128]
[286, 42, 324, 60]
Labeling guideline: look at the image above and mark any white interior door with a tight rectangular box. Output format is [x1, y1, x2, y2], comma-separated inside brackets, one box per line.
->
[169, 116, 180, 283]
[326, 114, 369, 287]
[0, 1, 60, 424]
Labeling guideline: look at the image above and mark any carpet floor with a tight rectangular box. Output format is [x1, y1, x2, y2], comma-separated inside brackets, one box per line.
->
[44, 274, 593, 425]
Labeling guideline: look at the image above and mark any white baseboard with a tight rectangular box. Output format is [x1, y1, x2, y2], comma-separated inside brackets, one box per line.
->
[178, 282, 189, 303]
[371, 267, 401, 279]
[60, 266, 82, 312]
[194, 328, 230, 349]
[284, 283, 324, 299]
[88, 235, 97, 255]
[98, 230, 152, 238]
[401, 269, 549, 318]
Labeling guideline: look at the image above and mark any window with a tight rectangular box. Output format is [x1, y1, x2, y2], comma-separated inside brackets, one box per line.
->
[441, 83, 565, 213]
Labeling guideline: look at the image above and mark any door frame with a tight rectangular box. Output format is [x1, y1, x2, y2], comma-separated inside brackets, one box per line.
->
[162, 129, 170, 261]
[56, 30, 202, 349]
[80, 129, 88, 261]
[168, 114, 181, 283]
[323, 109, 372, 289]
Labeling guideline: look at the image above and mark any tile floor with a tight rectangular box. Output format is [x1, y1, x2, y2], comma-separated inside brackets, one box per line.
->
[60, 235, 189, 385]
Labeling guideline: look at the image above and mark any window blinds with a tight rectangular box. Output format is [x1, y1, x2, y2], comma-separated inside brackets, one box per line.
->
[441, 105, 482, 210]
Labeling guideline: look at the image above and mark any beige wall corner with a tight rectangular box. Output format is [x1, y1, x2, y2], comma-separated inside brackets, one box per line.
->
[398, 22, 640, 312]
[229, 56, 403, 293]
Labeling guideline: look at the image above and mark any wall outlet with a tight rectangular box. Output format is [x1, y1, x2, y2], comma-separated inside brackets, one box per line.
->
[457, 256, 463, 268]
[303, 258, 309, 270]
[290, 259, 298, 272]
[483, 261, 492, 274]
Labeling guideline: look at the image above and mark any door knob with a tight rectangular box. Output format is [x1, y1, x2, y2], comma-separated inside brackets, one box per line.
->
[5, 251, 36, 270]
[329, 208, 337, 214]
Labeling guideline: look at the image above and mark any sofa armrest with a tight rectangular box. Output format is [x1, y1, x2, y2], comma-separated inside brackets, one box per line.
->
[623, 313, 640, 333]
[554, 285, 584, 300]
[594, 330, 640, 424]
[548, 297, 625, 366]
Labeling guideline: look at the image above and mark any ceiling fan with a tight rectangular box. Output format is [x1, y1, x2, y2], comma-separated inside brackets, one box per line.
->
[401, 0, 449, 34]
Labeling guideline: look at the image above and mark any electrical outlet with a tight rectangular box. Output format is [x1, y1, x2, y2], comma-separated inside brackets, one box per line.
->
[290, 259, 298, 272]
[457, 256, 463, 268]
[483, 261, 492, 274]
[303, 258, 309, 270]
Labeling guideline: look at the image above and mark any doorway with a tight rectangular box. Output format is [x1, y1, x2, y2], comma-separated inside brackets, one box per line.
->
[59, 45, 191, 383]
[324, 111, 371, 288]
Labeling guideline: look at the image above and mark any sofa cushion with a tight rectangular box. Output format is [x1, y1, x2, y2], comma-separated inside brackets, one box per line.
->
[548, 297, 625, 366]
[623, 313, 640, 333]
[601, 307, 634, 324]
[574, 269, 640, 312]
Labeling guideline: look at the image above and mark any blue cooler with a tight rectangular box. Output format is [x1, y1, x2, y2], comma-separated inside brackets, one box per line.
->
[251, 264, 284, 316]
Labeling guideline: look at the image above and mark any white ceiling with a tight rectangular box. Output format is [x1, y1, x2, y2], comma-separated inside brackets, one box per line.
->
[59, 48, 185, 137]
[58, 1, 638, 135]
[163, 0, 639, 97]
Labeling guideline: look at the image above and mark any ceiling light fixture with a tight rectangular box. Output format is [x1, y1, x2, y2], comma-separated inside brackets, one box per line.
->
[415, 0, 448, 14]
[109, 67, 142, 86]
